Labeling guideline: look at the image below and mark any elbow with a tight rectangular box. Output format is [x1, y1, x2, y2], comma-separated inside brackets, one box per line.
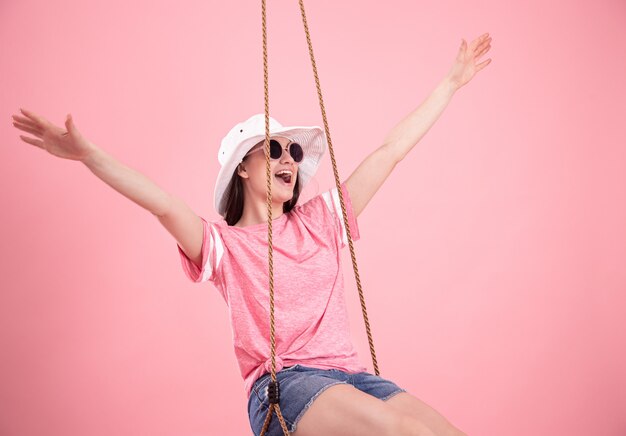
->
[152, 193, 175, 218]
[381, 142, 404, 165]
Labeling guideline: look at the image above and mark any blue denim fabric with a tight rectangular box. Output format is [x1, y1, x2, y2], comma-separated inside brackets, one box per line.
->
[247, 364, 407, 436]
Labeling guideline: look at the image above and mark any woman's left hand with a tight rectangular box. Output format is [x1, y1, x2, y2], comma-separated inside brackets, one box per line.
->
[447, 33, 492, 91]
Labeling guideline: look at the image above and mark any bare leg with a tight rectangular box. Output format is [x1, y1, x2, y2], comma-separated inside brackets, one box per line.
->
[385, 392, 467, 436]
[292, 384, 435, 436]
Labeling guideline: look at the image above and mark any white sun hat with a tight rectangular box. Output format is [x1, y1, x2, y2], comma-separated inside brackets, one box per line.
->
[214, 113, 327, 217]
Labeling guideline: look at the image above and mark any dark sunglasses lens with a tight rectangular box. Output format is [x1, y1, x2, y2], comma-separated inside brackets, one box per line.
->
[268, 139, 304, 162]
[290, 143, 304, 162]
[269, 140, 282, 159]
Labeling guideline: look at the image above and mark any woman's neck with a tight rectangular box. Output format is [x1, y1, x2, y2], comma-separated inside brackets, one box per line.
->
[234, 201, 285, 228]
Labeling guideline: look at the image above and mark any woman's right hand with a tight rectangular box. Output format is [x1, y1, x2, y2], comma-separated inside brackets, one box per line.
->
[12, 108, 96, 162]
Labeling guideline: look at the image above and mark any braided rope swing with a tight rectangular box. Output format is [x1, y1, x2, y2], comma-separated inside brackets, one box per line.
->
[259, 1, 380, 434]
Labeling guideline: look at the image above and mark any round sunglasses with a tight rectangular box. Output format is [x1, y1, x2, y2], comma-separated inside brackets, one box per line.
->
[244, 139, 304, 163]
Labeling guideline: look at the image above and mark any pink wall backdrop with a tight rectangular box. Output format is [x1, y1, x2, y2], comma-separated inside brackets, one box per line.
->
[1, 0, 625, 435]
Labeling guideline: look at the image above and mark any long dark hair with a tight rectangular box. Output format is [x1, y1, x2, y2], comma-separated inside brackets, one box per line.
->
[222, 158, 302, 226]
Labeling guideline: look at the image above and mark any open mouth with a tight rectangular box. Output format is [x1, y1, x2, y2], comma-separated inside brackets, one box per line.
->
[274, 170, 294, 186]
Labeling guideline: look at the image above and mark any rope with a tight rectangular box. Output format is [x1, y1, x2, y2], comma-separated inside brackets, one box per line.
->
[260, 1, 379, 434]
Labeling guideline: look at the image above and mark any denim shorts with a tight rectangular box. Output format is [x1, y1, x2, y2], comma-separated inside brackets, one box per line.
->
[247, 364, 407, 436]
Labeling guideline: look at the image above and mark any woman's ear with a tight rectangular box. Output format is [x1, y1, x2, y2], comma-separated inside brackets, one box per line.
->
[237, 162, 249, 179]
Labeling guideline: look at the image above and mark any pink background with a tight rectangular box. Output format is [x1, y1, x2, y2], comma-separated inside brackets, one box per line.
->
[1, 0, 625, 435]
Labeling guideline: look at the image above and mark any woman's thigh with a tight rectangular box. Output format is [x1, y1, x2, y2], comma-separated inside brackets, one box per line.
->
[247, 365, 412, 436]
[385, 392, 467, 436]
[293, 383, 416, 436]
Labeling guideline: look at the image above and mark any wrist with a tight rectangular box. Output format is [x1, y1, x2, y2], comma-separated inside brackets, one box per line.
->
[81, 143, 103, 167]
[441, 75, 459, 95]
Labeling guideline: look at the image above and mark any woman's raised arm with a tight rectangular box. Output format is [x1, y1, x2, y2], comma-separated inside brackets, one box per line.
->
[83, 146, 204, 268]
[12, 108, 204, 268]
[345, 33, 492, 218]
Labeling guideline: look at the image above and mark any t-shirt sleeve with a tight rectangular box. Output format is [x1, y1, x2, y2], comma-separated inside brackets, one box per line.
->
[176, 216, 224, 283]
[320, 181, 360, 248]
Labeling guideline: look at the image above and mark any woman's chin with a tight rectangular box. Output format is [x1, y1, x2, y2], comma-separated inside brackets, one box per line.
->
[275, 194, 293, 204]
[257, 180, 295, 202]
[273, 181, 294, 194]
[274, 190, 294, 204]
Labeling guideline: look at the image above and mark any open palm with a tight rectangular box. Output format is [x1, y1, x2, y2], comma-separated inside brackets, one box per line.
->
[447, 33, 492, 90]
[12, 108, 94, 161]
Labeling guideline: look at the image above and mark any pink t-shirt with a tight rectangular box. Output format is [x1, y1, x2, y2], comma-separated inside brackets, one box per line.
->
[177, 182, 368, 399]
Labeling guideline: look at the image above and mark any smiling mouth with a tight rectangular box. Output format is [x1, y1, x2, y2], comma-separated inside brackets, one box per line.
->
[275, 171, 293, 185]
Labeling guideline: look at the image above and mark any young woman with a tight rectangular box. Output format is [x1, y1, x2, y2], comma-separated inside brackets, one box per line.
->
[12, 34, 491, 436]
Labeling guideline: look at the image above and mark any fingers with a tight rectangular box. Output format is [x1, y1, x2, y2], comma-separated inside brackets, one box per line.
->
[475, 34, 491, 51]
[12, 114, 39, 130]
[19, 108, 48, 128]
[64, 113, 75, 134]
[13, 115, 42, 131]
[475, 43, 491, 59]
[466, 38, 491, 62]
[475, 58, 492, 72]
[19, 135, 44, 149]
[13, 121, 42, 137]
[468, 33, 491, 52]
[457, 39, 467, 59]
[475, 33, 490, 43]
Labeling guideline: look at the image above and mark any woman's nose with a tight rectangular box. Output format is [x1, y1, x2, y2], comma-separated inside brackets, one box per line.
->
[280, 148, 295, 164]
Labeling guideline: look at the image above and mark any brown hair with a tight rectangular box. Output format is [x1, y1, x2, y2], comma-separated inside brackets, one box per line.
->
[222, 158, 302, 226]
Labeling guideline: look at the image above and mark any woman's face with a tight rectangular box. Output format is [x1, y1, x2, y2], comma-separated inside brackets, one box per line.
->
[237, 136, 300, 205]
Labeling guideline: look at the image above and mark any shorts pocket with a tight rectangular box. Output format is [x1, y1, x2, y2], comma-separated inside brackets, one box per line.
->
[254, 364, 301, 407]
